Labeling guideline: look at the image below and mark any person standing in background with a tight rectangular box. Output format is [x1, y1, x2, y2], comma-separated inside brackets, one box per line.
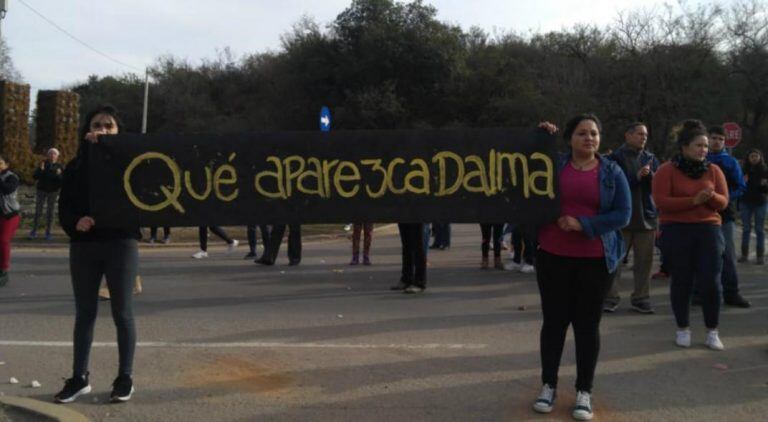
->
[705, 126, 750, 308]
[738, 148, 768, 264]
[0, 156, 21, 287]
[30, 148, 64, 241]
[350, 223, 373, 265]
[603, 123, 659, 314]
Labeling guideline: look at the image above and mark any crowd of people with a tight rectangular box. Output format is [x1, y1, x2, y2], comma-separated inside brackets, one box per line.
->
[0, 105, 765, 421]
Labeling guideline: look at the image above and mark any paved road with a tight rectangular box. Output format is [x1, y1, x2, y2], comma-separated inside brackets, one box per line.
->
[0, 224, 766, 421]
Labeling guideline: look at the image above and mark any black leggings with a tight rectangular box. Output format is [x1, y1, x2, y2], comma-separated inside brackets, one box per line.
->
[70, 239, 138, 377]
[480, 223, 504, 258]
[536, 249, 612, 392]
[198, 226, 233, 251]
[398, 223, 426, 287]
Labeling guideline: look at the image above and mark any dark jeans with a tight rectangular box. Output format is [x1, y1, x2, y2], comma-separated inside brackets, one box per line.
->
[536, 250, 612, 393]
[431, 223, 451, 247]
[512, 227, 535, 265]
[740, 202, 766, 257]
[480, 223, 504, 258]
[32, 190, 58, 234]
[246, 224, 260, 255]
[149, 227, 170, 240]
[398, 223, 426, 287]
[69, 239, 138, 377]
[720, 221, 740, 296]
[263, 224, 301, 264]
[661, 224, 724, 329]
[198, 226, 233, 251]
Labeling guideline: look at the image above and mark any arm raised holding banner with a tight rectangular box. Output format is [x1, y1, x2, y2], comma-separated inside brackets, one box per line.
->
[531, 114, 630, 421]
[55, 105, 141, 405]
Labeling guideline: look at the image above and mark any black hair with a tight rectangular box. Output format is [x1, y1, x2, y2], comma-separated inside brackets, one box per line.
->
[563, 113, 602, 142]
[79, 104, 123, 142]
[708, 125, 726, 137]
[625, 122, 646, 133]
[743, 148, 766, 173]
[675, 119, 708, 148]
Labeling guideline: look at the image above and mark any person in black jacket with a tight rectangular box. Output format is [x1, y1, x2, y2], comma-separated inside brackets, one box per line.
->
[739, 148, 768, 264]
[54, 105, 139, 404]
[30, 148, 64, 240]
[0, 156, 21, 287]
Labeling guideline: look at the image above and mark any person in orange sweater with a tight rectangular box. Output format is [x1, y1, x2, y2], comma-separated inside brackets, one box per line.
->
[652, 119, 729, 351]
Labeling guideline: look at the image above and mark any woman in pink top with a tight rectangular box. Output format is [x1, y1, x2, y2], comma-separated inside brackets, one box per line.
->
[532, 115, 631, 421]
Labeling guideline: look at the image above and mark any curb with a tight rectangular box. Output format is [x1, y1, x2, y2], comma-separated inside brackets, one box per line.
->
[0, 396, 89, 422]
[13, 224, 399, 252]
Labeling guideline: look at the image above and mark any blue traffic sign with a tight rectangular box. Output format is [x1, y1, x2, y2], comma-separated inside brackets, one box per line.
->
[319, 106, 331, 132]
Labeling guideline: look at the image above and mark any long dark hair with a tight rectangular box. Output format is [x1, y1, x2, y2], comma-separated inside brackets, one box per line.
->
[743, 148, 767, 174]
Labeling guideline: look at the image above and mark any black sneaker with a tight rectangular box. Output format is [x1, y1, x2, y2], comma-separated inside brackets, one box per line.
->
[54, 373, 91, 403]
[390, 281, 409, 291]
[0, 271, 7, 287]
[256, 257, 274, 266]
[724, 294, 751, 308]
[631, 302, 655, 314]
[110, 374, 134, 403]
[243, 251, 256, 259]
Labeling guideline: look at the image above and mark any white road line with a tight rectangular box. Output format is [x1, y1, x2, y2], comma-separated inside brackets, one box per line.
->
[0, 340, 487, 350]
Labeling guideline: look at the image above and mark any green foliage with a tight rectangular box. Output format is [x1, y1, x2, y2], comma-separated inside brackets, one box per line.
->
[69, 0, 768, 156]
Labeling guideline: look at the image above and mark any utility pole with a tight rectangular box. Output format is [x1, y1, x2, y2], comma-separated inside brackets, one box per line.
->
[0, 0, 8, 40]
[141, 68, 149, 134]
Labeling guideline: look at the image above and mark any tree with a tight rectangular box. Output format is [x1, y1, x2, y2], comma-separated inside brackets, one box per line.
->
[0, 37, 22, 83]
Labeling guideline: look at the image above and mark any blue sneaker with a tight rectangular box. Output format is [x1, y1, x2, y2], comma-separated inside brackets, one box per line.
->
[28, 230, 37, 239]
[44, 232, 53, 241]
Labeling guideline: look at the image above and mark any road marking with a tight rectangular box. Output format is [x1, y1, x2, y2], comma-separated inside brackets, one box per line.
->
[0, 340, 487, 350]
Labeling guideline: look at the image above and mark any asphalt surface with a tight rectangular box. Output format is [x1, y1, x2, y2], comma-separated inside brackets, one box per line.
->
[0, 224, 766, 421]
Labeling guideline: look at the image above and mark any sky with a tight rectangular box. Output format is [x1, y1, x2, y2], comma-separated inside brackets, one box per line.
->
[5, 0, 710, 93]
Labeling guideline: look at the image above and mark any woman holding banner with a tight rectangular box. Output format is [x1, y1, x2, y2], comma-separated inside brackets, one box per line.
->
[533, 115, 631, 421]
[55, 105, 138, 404]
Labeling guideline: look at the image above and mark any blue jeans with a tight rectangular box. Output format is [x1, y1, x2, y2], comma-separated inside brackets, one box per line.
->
[720, 221, 740, 296]
[661, 224, 724, 329]
[740, 202, 767, 257]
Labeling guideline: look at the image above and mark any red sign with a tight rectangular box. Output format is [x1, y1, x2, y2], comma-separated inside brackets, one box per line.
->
[723, 122, 742, 148]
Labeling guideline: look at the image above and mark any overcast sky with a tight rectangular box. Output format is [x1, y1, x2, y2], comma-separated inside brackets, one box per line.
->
[6, 0, 710, 92]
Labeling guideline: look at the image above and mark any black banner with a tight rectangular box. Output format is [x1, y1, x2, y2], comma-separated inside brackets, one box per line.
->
[88, 128, 560, 227]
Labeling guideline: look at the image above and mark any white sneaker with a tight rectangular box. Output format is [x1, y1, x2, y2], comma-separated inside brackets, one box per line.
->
[705, 330, 724, 351]
[675, 329, 691, 348]
[504, 262, 521, 271]
[227, 239, 239, 253]
[520, 264, 535, 273]
[572, 390, 593, 420]
[191, 250, 208, 259]
[532, 384, 556, 413]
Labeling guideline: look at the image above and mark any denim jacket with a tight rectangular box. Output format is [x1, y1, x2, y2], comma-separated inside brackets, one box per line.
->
[557, 154, 632, 273]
